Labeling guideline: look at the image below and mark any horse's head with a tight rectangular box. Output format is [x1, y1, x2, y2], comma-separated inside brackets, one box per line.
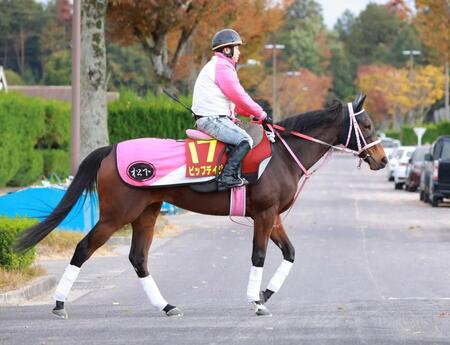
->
[339, 94, 387, 170]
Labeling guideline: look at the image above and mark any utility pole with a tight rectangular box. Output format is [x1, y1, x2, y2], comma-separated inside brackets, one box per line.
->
[71, 0, 80, 175]
[265, 44, 285, 120]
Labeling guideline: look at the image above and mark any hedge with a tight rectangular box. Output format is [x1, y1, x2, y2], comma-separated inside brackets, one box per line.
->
[0, 217, 37, 270]
[42, 149, 70, 179]
[108, 91, 194, 143]
[385, 121, 450, 145]
[0, 92, 70, 187]
[0, 92, 45, 186]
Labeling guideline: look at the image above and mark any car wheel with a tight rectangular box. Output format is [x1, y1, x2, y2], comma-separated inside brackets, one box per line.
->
[419, 190, 425, 201]
[395, 182, 403, 190]
[431, 196, 439, 207]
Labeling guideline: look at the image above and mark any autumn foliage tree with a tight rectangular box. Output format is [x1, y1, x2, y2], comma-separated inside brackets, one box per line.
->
[257, 68, 331, 118]
[357, 64, 444, 127]
[107, 0, 285, 91]
[414, 0, 449, 120]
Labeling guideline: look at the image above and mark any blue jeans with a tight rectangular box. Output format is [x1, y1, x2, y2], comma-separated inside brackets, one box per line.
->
[195, 116, 253, 147]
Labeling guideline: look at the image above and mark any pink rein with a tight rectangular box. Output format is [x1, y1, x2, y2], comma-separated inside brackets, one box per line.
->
[268, 103, 381, 206]
[230, 103, 381, 226]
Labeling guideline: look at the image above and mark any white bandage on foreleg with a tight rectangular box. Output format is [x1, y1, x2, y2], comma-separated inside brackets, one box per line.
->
[267, 260, 293, 293]
[246, 266, 263, 302]
[140, 275, 168, 311]
[54, 264, 80, 301]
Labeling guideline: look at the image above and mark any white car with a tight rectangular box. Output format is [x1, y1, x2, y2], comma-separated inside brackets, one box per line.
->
[386, 145, 401, 181]
[393, 146, 416, 189]
[381, 137, 401, 160]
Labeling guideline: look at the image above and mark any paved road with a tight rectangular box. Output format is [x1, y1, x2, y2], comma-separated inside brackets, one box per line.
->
[1, 154, 449, 345]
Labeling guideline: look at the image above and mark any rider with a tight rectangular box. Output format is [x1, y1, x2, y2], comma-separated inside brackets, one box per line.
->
[192, 29, 272, 191]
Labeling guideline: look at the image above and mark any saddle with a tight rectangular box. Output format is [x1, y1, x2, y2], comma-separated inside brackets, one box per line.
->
[115, 123, 272, 193]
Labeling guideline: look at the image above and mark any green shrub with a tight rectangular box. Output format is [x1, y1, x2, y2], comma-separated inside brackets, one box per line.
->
[42, 149, 70, 178]
[8, 150, 44, 186]
[4, 69, 24, 85]
[108, 91, 194, 143]
[0, 92, 70, 187]
[0, 92, 46, 186]
[0, 217, 37, 270]
[385, 121, 450, 145]
[37, 99, 71, 150]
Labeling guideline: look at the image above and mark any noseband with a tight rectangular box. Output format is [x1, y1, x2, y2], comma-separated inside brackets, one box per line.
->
[344, 103, 381, 161]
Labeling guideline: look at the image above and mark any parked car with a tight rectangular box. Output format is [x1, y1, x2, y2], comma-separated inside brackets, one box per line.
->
[387, 145, 403, 181]
[419, 135, 450, 207]
[393, 146, 416, 189]
[404, 146, 429, 192]
[381, 137, 401, 160]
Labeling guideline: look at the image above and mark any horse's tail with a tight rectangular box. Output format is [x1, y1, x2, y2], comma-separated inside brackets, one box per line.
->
[14, 146, 113, 253]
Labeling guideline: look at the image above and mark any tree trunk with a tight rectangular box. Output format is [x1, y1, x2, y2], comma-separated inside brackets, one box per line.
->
[80, 0, 109, 161]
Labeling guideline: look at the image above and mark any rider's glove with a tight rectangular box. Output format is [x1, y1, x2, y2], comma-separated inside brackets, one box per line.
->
[259, 111, 273, 131]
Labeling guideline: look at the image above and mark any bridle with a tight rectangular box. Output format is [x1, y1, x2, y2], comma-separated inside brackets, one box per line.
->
[260, 102, 382, 196]
[231, 103, 381, 227]
[344, 103, 381, 161]
[269, 103, 380, 159]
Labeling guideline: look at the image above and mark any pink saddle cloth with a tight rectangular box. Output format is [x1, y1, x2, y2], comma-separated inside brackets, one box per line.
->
[116, 138, 215, 188]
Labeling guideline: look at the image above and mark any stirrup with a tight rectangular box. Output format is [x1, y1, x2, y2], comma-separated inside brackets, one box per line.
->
[217, 176, 248, 191]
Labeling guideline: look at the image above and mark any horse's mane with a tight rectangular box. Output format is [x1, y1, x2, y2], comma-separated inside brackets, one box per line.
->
[276, 100, 343, 137]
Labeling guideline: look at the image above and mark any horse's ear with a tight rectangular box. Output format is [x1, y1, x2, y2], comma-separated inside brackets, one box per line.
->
[353, 93, 366, 112]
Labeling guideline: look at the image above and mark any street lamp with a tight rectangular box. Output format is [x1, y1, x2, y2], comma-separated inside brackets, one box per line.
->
[402, 50, 421, 122]
[402, 50, 421, 74]
[265, 44, 285, 120]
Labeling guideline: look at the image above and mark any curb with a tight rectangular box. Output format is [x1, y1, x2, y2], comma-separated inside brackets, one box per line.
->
[0, 274, 56, 306]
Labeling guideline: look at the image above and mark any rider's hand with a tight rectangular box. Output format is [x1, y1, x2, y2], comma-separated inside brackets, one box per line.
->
[260, 111, 273, 130]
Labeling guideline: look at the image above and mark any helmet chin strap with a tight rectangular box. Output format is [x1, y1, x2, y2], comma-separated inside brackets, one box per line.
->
[221, 46, 235, 59]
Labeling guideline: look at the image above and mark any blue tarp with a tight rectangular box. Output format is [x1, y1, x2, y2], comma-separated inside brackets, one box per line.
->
[0, 186, 179, 232]
[0, 186, 98, 232]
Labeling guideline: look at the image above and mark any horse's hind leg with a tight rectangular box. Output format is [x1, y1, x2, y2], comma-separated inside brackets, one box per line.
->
[129, 202, 182, 317]
[260, 215, 295, 304]
[52, 219, 122, 318]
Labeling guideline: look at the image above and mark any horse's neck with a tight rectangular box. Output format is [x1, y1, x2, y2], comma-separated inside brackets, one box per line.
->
[276, 122, 340, 180]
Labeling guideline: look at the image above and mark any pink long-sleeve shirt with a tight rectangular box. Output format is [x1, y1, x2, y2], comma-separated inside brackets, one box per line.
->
[192, 52, 264, 118]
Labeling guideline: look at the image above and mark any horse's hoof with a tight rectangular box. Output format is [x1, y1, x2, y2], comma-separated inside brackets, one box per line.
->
[165, 307, 183, 317]
[259, 291, 267, 304]
[52, 308, 68, 319]
[252, 302, 272, 316]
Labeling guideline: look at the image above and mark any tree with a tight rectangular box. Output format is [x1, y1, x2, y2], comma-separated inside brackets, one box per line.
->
[327, 31, 356, 101]
[357, 64, 445, 127]
[43, 50, 71, 85]
[276, 0, 330, 75]
[257, 67, 331, 117]
[107, 0, 285, 92]
[414, 0, 450, 121]
[0, 0, 48, 80]
[80, 0, 109, 161]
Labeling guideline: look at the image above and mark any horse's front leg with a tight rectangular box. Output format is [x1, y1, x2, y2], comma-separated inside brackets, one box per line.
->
[129, 202, 182, 317]
[260, 215, 295, 304]
[247, 208, 277, 316]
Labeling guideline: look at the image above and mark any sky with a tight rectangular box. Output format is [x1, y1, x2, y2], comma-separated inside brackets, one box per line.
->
[317, 0, 387, 28]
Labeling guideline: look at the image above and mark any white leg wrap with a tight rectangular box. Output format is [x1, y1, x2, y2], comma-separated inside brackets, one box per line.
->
[246, 266, 263, 302]
[54, 264, 80, 301]
[140, 275, 168, 311]
[267, 260, 293, 293]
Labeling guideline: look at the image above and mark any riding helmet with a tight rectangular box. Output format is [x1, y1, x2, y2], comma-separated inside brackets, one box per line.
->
[211, 29, 243, 51]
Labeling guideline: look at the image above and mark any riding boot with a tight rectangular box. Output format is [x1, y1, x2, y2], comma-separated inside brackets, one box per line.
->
[217, 141, 251, 191]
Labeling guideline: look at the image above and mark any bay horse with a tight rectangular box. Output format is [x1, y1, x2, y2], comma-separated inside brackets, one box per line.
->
[15, 94, 387, 318]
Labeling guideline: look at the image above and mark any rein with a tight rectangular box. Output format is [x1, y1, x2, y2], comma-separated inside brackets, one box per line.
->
[271, 103, 381, 158]
[230, 103, 381, 227]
